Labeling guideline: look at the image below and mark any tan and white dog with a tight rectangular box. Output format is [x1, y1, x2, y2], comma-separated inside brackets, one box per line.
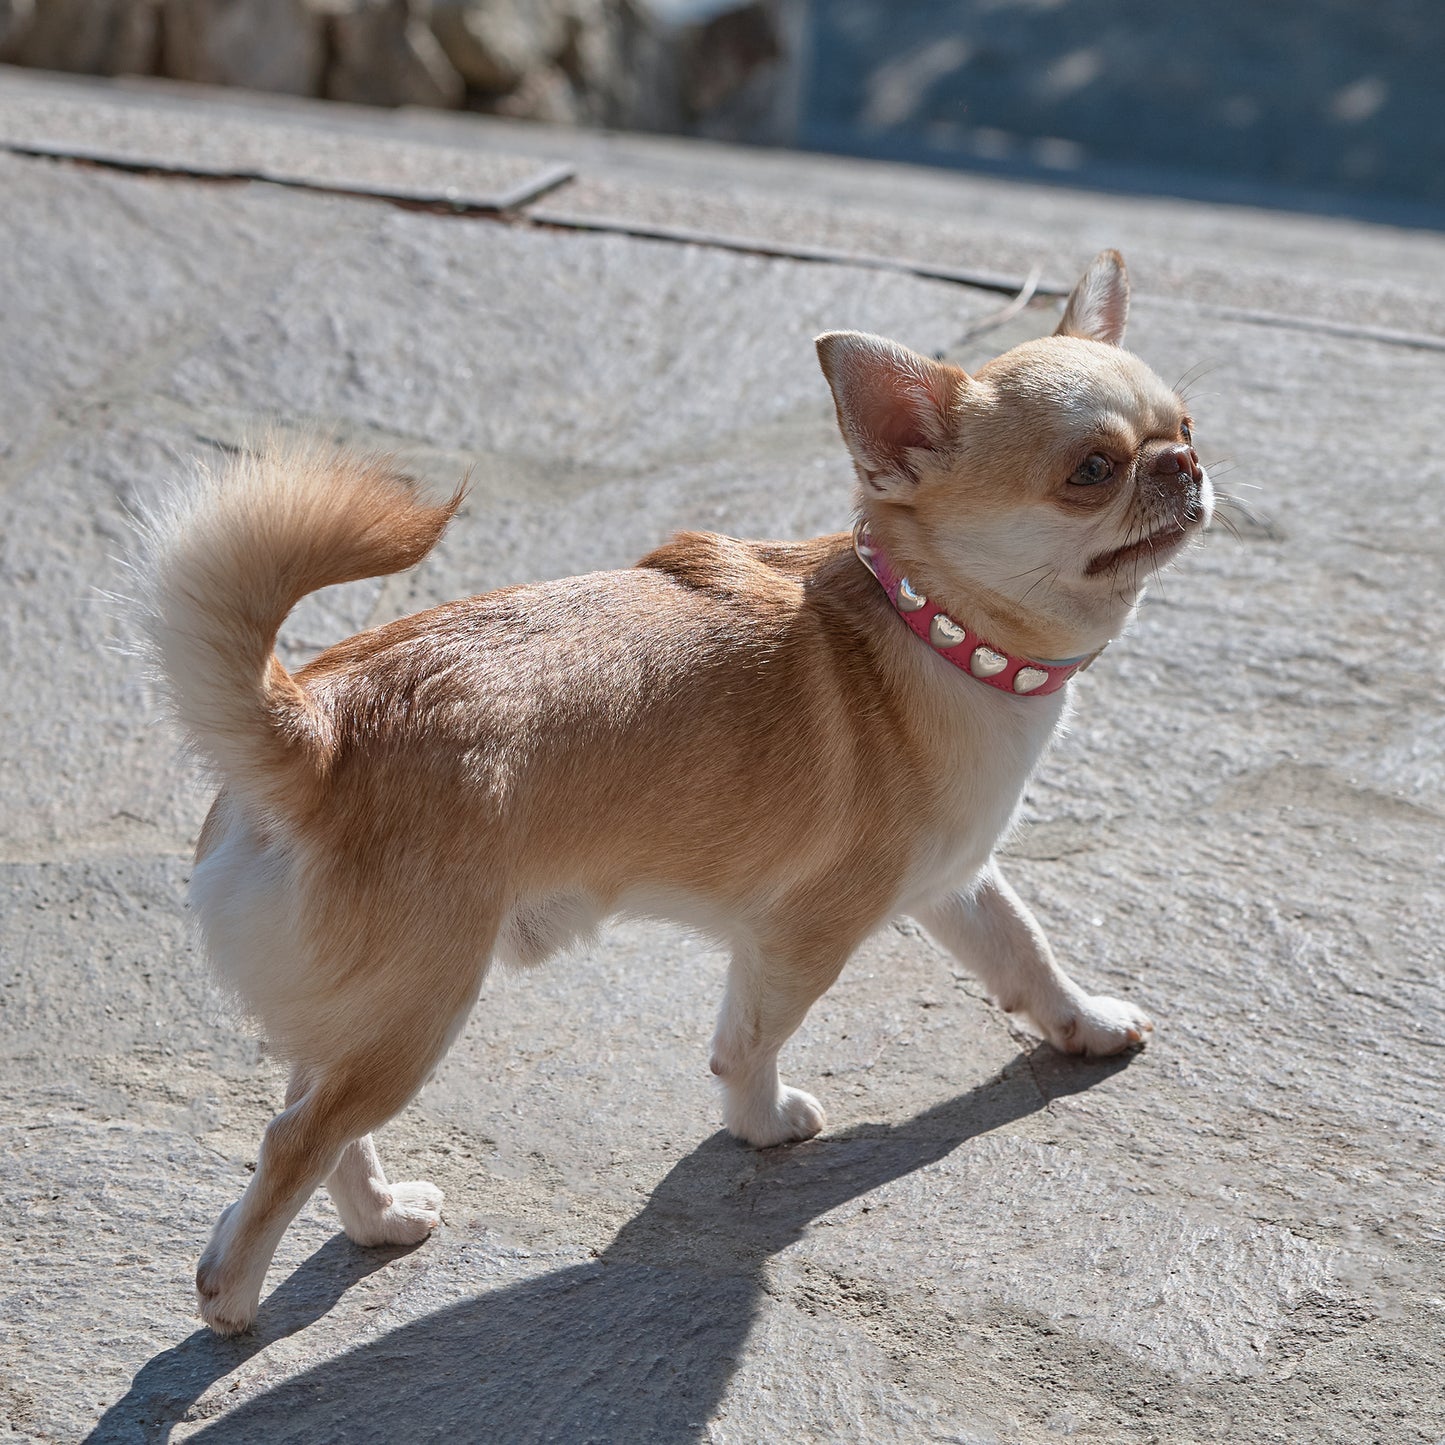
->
[139, 250, 1210, 1334]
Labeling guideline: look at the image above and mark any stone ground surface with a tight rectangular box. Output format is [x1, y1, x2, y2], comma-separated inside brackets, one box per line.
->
[1, 67, 1442, 1445]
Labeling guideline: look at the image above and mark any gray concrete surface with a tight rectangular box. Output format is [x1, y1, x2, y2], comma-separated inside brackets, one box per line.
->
[1, 68, 1443, 1445]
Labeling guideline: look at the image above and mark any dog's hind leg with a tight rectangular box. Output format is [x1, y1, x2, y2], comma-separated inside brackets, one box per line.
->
[265, 1067, 443, 1249]
[196, 1058, 417, 1334]
[195, 971, 481, 1335]
[325, 1133, 443, 1247]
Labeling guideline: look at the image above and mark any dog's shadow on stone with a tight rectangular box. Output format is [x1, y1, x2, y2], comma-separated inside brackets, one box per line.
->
[84, 1233, 418, 1444]
[91, 1047, 1132, 1444]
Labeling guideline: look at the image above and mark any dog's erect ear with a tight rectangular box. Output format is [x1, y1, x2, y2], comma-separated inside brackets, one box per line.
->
[815, 331, 964, 498]
[1055, 250, 1130, 346]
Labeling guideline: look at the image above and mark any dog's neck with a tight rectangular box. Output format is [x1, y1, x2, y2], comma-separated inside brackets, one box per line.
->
[855, 501, 1130, 665]
[853, 523, 1099, 697]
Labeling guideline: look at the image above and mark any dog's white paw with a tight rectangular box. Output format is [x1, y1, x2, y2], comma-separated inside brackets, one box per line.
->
[726, 1084, 827, 1149]
[1046, 994, 1153, 1056]
[197, 1276, 262, 1336]
[196, 1204, 262, 1336]
[342, 1180, 444, 1247]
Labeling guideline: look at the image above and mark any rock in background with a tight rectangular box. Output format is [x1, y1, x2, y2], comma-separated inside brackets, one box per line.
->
[1, 0, 159, 75]
[8, 1, 1435, 218]
[0, 0, 798, 139]
[0, 0, 33, 56]
[326, 0, 465, 109]
[162, 0, 323, 94]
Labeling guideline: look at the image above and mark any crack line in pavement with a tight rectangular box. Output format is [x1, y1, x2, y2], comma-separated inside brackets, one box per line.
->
[0, 140, 577, 213]
[1187, 302, 1445, 353]
[2, 140, 1048, 299]
[8, 144, 1445, 356]
[524, 210, 1064, 298]
[513, 212, 1445, 354]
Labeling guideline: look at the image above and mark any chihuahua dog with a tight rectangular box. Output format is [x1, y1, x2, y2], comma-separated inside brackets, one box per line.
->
[139, 250, 1210, 1333]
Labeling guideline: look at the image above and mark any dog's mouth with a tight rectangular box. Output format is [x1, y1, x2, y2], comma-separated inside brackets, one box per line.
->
[1085, 521, 1196, 577]
[1085, 456, 1213, 580]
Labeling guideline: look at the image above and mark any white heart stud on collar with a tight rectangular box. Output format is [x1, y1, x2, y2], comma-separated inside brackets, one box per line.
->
[929, 615, 966, 649]
[895, 577, 927, 612]
[969, 646, 1008, 678]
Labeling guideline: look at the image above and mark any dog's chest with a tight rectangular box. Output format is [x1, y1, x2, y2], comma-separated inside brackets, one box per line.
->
[893, 683, 1066, 909]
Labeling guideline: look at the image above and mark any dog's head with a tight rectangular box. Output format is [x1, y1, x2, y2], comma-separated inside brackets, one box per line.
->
[817, 251, 1212, 658]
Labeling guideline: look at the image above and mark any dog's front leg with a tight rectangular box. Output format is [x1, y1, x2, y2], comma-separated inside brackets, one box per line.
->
[914, 861, 1152, 1056]
[710, 935, 851, 1148]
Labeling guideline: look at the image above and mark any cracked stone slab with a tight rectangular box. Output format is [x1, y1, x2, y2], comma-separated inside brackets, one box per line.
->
[0, 150, 377, 467]
[532, 173, 1445, 344]
[0, 71, 572, 210]
[771, 1134, 1341, 1381]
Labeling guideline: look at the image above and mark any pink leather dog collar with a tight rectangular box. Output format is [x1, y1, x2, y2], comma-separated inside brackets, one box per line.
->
[853, 522, 1088, 697]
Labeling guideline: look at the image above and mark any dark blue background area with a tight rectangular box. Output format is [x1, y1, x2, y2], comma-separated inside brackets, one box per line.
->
[798, 0, 1445, 225]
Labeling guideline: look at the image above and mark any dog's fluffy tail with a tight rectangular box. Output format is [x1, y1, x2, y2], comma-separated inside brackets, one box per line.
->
[137, 441, 462, 819]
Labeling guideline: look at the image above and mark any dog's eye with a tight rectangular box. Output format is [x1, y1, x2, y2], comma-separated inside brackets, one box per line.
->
[1070, 453, 1115, 486]
[1181, 420, 1194, 445]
